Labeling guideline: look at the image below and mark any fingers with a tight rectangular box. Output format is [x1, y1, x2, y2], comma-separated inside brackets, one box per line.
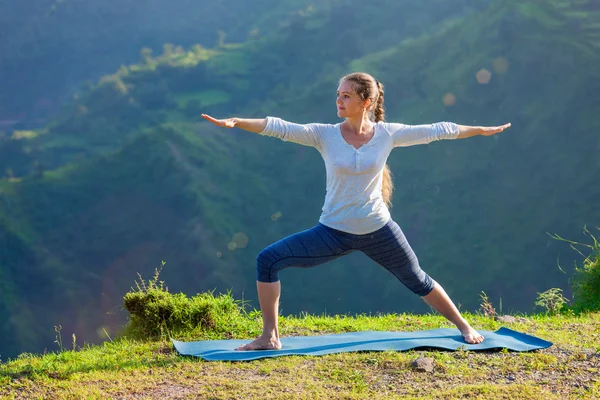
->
[494, 123, 511, 131]
[201, 114, 221, 125]
[482, 123, 511, 136]
[202, 114, 236, 128]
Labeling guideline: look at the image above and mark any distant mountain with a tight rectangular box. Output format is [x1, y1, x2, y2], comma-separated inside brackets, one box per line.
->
[0, 0, 475, 120]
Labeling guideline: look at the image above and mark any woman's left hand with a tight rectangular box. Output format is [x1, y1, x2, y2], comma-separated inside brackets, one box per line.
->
[480, 123, 511, 136]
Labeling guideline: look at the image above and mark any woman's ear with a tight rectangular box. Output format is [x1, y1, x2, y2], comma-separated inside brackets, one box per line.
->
[363, 98, 372, 110]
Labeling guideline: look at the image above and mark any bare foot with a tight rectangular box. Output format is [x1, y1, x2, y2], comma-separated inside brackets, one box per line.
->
[459, 326, 484, 344]
[235, 335, 282, 351]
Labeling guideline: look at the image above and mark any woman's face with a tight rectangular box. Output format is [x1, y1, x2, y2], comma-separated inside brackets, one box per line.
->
[336, 80, 370, 119]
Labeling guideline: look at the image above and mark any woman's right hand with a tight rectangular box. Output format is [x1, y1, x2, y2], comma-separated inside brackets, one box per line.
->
[201, 114, 237, 128]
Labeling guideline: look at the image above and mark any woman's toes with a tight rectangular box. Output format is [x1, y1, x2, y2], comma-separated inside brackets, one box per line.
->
[462, 329, 484, 344]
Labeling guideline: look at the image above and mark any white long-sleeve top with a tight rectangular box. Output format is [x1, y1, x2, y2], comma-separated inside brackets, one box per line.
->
[259, 117, 460, 234]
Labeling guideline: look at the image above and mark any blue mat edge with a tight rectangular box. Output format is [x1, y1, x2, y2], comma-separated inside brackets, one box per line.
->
[171, 327, 553, 361]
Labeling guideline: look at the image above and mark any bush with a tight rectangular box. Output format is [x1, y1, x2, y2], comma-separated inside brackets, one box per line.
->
[534, 288, 569, 314]
[122, 261, 243, 339]
[571, 248, 600, 312]
[550, 226, 600, 313]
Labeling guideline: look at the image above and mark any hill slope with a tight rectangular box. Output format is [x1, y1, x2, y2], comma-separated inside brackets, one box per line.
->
[1, 0, 599, 361]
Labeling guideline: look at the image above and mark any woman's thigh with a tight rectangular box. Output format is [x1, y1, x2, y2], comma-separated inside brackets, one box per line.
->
[256, 223, 355, 282]
[358, 219, 434, 296]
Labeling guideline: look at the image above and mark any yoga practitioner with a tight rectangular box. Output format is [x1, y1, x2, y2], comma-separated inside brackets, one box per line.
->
[202, 72, 511, 351]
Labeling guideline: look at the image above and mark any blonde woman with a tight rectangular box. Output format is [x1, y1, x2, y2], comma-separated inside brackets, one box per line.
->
[202, 72, 511, 351]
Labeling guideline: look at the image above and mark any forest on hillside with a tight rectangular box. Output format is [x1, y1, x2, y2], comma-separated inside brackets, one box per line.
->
[0, 0, 598, 360]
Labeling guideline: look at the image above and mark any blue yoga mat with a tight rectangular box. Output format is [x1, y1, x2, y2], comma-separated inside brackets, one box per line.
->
[172, 327, 552, 361]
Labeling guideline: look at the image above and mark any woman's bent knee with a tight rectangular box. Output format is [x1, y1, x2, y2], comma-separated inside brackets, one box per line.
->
[256, 248, 279, 283]
[412, 275, 435, 297]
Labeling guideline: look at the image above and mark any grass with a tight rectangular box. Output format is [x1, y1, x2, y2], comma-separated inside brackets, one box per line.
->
[1, 302, 599, 399]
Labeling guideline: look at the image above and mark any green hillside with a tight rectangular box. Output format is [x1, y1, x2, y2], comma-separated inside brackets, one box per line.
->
[0, 0, 474, 119]
[1, 0, 599, 361]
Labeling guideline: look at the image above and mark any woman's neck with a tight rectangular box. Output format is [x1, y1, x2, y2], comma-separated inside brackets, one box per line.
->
[343, 115, 373, 136]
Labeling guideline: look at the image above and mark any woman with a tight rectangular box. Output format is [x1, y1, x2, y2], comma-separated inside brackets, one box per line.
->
[202, 72, 511, 351]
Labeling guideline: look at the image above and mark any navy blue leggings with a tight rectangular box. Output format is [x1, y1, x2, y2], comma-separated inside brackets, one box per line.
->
[256, 218, 435, 296]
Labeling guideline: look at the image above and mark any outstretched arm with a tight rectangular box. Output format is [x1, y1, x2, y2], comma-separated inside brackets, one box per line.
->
[202, 114, 266, 133]
[202, 114, 323, 149]
[389, 121, 512, 147]
[456, 123, 511, 139]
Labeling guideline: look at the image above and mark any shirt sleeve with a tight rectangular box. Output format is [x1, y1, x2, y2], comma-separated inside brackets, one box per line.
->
[385, 121, 460, 147]
[258, 116, 324, 150]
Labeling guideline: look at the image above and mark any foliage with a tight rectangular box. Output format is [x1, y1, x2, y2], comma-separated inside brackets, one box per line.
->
[121, 261, 245, 340]
[478, 291, 496, 317]
[534, 288, 569, 315]
[550, 227, 600, 313]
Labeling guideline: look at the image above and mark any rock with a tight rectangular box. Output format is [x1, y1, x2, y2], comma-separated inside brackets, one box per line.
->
[494, 315, 517, 323]
[411, 357, 434, 372]
[494, 315, 531, 323]
[515, 317, 531, 323]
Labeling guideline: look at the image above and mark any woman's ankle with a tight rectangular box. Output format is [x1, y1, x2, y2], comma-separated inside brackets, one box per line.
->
[261, 329, 279, 340]
[453, 317, 471, 331]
